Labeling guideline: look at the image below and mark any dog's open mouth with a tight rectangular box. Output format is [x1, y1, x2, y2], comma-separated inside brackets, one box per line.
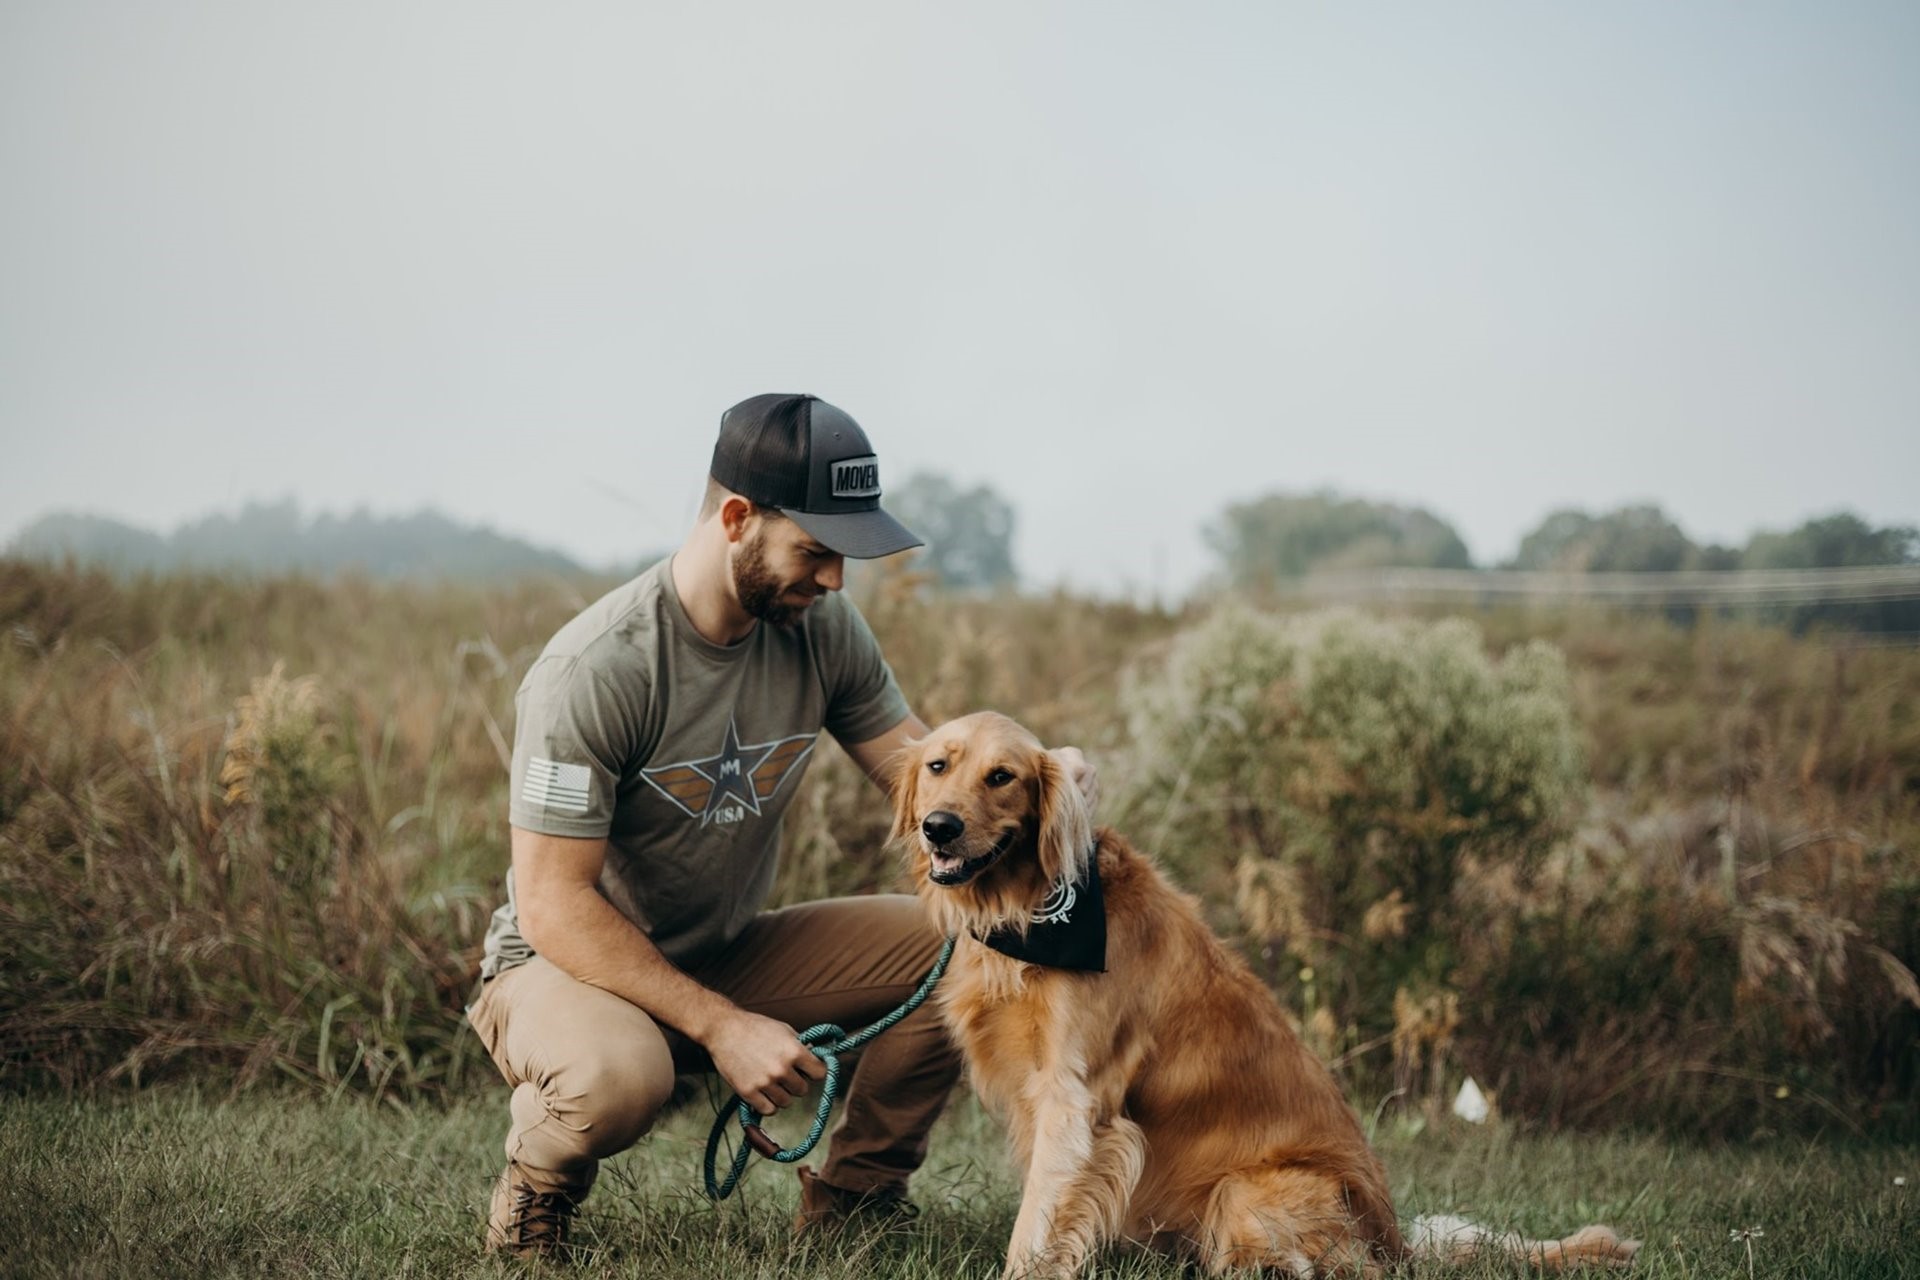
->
[927, 827, 1019, 887]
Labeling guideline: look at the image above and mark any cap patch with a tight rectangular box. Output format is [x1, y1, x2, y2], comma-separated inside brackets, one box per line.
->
[830, 455, 881, 499]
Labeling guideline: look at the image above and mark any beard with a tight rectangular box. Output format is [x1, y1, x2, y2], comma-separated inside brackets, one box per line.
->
[733, 529, 820, 628]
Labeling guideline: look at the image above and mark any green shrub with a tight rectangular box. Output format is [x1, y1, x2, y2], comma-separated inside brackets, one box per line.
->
[1113, 604, 1920, 1135]
[1114, 607, 1586, 1084]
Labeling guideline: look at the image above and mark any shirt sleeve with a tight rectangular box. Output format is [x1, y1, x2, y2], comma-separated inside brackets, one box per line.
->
[508, 656, 638, 838]
[817, 593, 912, 745]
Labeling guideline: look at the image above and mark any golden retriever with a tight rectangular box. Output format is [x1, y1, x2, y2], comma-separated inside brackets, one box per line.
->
[892, 711, 1639, 1278]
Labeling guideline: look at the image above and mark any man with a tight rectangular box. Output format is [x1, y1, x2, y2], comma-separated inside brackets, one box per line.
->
[467, 393, 1092, 1256]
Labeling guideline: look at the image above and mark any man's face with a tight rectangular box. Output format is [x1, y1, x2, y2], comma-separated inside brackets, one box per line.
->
[732, 516, 846, 627]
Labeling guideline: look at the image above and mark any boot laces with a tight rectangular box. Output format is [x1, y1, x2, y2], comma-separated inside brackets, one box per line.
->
[509, 1183, 580, 1248]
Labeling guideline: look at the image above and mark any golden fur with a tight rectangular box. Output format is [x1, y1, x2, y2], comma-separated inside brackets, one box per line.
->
[892, 712, 1638, 1279]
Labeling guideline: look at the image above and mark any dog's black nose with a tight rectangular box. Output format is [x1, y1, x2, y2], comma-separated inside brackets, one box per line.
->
[922, 810, 965, 846]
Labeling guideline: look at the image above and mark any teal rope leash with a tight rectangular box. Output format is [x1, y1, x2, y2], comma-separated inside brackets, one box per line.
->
[703, 935, 957, 1200]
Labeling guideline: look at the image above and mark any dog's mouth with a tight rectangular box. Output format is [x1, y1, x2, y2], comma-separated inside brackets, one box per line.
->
[926, 826, 1020, 887]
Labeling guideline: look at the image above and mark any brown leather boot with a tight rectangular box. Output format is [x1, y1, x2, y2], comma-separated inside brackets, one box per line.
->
[485, 1162, 583, 1258]
[792, 1165, 920, 1238]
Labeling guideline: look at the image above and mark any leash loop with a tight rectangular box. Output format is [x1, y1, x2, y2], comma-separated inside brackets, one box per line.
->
[703, 935, 956, 1201]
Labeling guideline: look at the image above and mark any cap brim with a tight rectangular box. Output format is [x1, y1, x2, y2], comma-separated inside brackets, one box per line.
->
[782, 506, 924, 559]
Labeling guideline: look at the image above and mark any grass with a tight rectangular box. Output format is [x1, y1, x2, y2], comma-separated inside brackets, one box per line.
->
[2, 1088, 1912, 1279]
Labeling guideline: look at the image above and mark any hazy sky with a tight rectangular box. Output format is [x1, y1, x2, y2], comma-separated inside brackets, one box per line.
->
[3, 1, 1916, 597]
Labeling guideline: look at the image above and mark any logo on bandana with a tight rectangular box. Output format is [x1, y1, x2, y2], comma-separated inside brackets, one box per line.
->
[1032, 881, 1077, 925]
[980, 855, 1107, 973]
[640, 716, 816, 827]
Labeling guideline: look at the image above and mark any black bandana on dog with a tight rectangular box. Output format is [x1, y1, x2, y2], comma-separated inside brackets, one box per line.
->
[978, 851, 1106, 973]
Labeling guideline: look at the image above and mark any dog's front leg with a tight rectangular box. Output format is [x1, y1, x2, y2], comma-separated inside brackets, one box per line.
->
[1003, 1082, 1146, 1280]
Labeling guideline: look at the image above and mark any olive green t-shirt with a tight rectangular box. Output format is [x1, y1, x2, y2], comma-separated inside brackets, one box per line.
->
[480, 556, 910, 979]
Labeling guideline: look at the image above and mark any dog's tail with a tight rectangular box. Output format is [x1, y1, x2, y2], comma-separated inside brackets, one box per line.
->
[1408, 1214, 1641, 1270]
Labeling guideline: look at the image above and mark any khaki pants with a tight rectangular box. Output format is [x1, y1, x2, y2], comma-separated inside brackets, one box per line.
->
[465, 894, 961, 1201]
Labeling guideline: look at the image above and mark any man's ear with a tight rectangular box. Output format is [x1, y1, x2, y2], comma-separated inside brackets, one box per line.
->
[718, 495, 757, 544]
[1036, 749, 1093, 888]
[887, 742, 923, 843]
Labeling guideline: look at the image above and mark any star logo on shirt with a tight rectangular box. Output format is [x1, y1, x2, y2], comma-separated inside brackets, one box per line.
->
[640, 715, 817, 827]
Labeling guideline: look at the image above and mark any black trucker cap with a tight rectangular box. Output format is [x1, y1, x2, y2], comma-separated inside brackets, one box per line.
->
[709, 394, 924, 559]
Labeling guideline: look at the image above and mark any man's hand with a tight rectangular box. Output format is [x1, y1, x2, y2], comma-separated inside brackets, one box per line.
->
[512, 826, 828, 1116]
[1051, 745, 1099, 815]
[706, 1009, 829, 1115]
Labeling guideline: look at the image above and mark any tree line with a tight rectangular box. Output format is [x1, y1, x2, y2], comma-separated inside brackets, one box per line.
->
[1206, 492, 1919, 632]
[10, 485, 1916, 632]
[1208, 492, 1917, 579]
[6, 499, 586, 581]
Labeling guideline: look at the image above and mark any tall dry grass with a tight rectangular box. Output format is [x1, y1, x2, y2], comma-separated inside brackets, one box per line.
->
[0, 561, 579, 1092]
[0, 559, 1169, 1096]
[2, 557, 1915, 1137]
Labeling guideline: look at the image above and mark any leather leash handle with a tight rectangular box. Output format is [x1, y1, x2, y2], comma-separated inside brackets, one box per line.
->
[743, 1124, 781, 1158]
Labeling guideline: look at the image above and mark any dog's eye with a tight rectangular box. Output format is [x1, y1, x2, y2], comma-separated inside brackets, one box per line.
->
[985, 767, 1015, 788]
[927, 759, 946, 775]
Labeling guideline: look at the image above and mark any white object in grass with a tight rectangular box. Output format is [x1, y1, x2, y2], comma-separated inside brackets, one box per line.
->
[1452, 1076, 1490, 1124]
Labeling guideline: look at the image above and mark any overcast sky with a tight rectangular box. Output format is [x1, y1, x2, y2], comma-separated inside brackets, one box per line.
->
[3, 1, 1916, 597]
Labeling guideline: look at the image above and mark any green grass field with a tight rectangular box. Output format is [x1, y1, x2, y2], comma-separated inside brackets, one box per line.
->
[3, 1088, 1911, 1280]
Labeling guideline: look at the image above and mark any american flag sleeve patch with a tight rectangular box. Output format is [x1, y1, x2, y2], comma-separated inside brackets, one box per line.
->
[521, 757, 593, 815]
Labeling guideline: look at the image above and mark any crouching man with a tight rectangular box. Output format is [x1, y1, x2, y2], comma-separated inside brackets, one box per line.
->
[465, 392, 1092, 1256]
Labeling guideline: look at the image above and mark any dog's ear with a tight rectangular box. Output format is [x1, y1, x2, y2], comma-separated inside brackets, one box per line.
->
[1035, 748, 1094, 888]
[887, 739, 923, 843]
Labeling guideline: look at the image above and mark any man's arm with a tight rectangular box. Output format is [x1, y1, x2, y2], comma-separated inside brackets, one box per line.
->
[841, 713, 1099, 808]
[511, 826, 825, 1115]
[840, 713, 929, 789]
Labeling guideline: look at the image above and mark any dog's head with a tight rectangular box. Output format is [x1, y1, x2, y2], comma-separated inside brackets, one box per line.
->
[890, 711, 1093, 935]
